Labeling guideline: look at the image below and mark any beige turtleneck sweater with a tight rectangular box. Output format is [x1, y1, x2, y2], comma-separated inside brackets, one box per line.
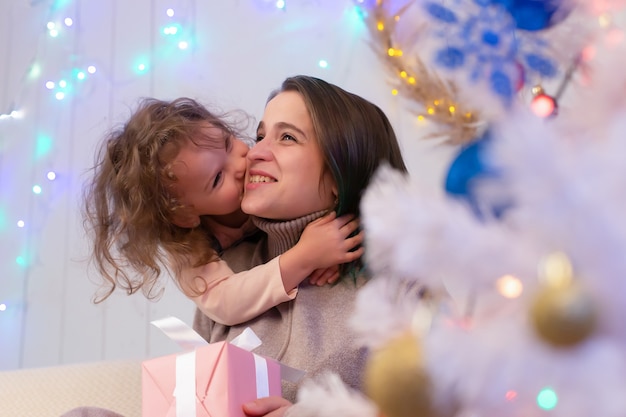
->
[192, 211, 369, 402]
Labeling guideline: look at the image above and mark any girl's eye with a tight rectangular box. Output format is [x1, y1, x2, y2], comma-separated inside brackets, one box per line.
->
[213, 171, 223, 188]
[255, 134, 264, 143]
[281, 134, 297, 142]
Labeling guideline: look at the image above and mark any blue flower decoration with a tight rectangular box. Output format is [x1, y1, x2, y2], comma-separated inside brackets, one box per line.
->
[423, 0, 559, 105]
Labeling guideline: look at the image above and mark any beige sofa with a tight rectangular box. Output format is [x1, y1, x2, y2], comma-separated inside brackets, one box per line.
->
[0, 361, 142, 417]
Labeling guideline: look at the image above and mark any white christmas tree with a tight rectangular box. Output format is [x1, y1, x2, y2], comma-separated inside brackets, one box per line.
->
[293, 1, 626, 417]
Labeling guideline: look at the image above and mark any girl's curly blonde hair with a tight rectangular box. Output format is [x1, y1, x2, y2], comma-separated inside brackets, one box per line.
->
[82, 97, 250, 302]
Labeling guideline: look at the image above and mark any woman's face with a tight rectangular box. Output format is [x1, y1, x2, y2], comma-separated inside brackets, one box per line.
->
[242, 90, 336, 220]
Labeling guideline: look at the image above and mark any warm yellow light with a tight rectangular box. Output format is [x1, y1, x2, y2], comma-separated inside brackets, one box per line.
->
[417, 115, 425, 122]
[539, 252, 573, 288]
[497, 275, 524, 299]
[427, 107, 435, 115]
[391, 89, 398, 96]
[396, 49, 403, 56]
[449, 105, 456, 114]
[434, 100, 440, 106]
[465, 112, 473, 119]
[394, 15, 400, 22]
[377, 21, 385, 31]
[599, 13, 611, 28]
[388, 48, 395, 56]
[400, 71, 407, 78]
[408, 77, 416, 84]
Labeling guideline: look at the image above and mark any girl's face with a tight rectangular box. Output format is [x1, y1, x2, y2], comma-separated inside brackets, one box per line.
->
[169, 124, 248, 226]
[242, 90, 336, 220]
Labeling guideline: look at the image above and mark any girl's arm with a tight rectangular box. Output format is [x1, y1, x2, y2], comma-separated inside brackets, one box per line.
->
[182, 212, 363, 326]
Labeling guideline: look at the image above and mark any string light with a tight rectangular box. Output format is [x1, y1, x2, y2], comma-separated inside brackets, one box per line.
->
[0, 304, 6, 312]
[135, 62, 149, 74]
[47, 171, 56, 180]
[360, 1, 480, 145]
[33, 185, 42, 194]
[276, 0, 286, 10]
[178, 41, 189, 50]
[64, 17, 73, 26]
[505, 390, 517, 401]
[17, 220, 25, 228]
[47, 21, 60, 38]
[166, 8, 175, 17]
[318, 60, 328, 68]
[537, 387, 558, 410]
[87, 65, 96, 74]
[163, 25, 179, 35]
[496, 274, 523, 298]
[0, 110, 23, 120]
[36, 134, 53, 158]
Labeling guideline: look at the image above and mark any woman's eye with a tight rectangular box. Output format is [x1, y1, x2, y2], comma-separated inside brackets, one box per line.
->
[213, 172, 223, 188]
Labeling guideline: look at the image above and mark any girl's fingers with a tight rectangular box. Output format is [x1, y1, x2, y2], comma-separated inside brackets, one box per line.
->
[345, 230, 365, 250]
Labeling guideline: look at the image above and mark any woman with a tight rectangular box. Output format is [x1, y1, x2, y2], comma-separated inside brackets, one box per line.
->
[190, 75, 408, 416]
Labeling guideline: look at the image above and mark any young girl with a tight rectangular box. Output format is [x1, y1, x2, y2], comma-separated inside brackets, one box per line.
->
[82, 97, 363, 325]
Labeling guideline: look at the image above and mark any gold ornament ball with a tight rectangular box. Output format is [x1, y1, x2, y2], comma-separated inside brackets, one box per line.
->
[530, 283, 598, 347]
[364, 333, 433, 417]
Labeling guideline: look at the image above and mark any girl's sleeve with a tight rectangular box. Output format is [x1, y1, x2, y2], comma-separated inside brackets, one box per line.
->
[181, 257, 297, 326]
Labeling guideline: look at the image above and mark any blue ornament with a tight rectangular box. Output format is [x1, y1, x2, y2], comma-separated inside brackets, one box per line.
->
[488, 0, 570, 31]
[444, 132, 512, 220]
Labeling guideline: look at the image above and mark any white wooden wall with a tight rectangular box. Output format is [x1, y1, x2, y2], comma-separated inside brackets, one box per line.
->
[0, 0, 456, 371]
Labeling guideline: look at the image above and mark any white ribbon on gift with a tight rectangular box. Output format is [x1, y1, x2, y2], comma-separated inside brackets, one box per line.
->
[151, 316, 272, 416]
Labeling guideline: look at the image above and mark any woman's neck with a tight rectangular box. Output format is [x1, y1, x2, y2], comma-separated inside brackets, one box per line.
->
[253, 210, 327, 259]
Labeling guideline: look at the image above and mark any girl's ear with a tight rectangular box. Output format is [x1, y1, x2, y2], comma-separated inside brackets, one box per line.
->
[171, 210, 200, 229]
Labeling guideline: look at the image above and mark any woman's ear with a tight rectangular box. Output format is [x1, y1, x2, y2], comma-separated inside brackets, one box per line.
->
[171, 210, 201, 229]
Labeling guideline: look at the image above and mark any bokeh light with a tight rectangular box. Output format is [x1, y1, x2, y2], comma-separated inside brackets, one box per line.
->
[537, 387, 558, 410]
[496, 274, 523, 298]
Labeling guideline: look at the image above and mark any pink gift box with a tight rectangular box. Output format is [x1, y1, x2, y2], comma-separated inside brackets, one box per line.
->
[142, 341, 282, 417]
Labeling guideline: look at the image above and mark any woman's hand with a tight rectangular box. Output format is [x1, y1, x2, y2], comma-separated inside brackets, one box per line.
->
[308, 265, 339, 286]
[243, 396, 292, 417]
